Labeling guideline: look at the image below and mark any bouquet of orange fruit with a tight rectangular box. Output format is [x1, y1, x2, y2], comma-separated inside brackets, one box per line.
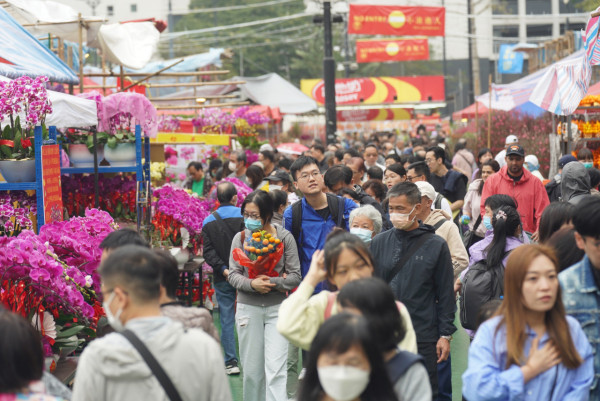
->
[232, 230, 284, 278]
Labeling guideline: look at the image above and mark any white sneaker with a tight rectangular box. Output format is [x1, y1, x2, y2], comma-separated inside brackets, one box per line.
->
[225, 361, 240, 375]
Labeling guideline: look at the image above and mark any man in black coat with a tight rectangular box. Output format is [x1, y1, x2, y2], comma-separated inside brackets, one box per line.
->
[201, 181, 244, 375]
[371, 182, 456, 399]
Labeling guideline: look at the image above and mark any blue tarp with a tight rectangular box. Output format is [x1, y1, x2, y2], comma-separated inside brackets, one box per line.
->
[0, 7, 79, 84]
[123, 48, 225, 73]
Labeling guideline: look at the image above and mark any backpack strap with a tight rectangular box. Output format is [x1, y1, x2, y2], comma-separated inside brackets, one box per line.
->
[432, 219, 445, 231]
[121, 330, 183, 401]
[434, 193, 443, 209]
[212, 210, 237, 239]
[324, 292, 337, 320]
[291, 200, 303, 248]
[326, 193, 345, 228]
[387, 351, 424, 383]
[386, 233, 432, 284]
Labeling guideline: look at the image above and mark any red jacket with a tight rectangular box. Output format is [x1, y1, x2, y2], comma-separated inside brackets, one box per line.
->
[480, 166, 550, 233]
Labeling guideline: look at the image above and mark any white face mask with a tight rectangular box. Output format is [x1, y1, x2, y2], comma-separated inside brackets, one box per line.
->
[228, 161, 237, 172]
[350, 227, 373, 243]
[318, 365, 370, 401]
[390, 205, 416, 230]
[103, 292, 125, 332]
[269, 184, 282, 191]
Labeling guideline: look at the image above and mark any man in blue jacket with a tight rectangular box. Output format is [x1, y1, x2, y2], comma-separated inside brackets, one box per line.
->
[283, 156, 357, 293]
[559, 195, 600, 399]
[371, 182, 456, 399]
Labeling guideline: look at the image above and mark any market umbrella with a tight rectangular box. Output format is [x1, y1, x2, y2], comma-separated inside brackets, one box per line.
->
[277, 142, 309, 155]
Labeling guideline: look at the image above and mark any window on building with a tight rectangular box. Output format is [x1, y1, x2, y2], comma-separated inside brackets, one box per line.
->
[131, 4, 137, 12]
[493, 25, 519, 54]
[560, 22, 586, 34]
[492, 0, 518, 14]
[107, 5, 113, 16]
[527, 24, 553, 39]
[526, 1, 551, 15]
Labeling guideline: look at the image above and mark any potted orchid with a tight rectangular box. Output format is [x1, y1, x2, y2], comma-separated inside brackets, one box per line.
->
[63, 128, 109, 168]
[0, 76, 52, 182]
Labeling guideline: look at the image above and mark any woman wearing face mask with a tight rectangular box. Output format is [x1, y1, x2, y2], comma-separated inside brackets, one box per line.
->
[297, 313, 399, 401]
[228, 190, 302, 401]
[349, 205, 382, 244]
[456, 206, 526, 333]
[277, 230, 417, 354]
[462, 244, 593, 400]
[337, 278, 432, 401]
[462, 160, 500, 239]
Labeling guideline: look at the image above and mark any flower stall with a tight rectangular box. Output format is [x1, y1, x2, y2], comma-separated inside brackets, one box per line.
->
[569, 94, 600, 167]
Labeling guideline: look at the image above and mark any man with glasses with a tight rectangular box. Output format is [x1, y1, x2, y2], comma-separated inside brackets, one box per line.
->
[407, 161, 453, 217]
[559, 196, 600, 400]
[283, 156, 357, 294]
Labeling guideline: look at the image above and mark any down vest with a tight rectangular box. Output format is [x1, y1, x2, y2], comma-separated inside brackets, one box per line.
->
[480, 166, 549, 234]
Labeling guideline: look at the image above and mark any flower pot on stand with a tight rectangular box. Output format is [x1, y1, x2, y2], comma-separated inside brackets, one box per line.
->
[68, 144, 104, 167]
[0, 159, 36, 182]
[103, 143, 136, 167]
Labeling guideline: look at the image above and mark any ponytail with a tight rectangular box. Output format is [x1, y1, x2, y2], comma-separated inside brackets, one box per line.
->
[485, 206, 522, 267]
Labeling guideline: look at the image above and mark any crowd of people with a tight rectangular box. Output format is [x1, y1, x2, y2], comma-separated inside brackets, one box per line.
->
[4, 127, 600, 401]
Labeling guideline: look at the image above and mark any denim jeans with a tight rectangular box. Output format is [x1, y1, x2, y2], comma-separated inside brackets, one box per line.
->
[236, 303, 288, 401]
[287, 343, 300, 399]
[436, 354, 452, 401]
[213, 280, 238, 364]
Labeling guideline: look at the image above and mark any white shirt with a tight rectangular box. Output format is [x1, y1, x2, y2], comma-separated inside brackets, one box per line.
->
[495, 149, 507, 168]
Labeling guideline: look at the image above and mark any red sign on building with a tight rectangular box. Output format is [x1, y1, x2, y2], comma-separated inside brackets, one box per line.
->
[349, 5, 445, 36]
[356, 38, 429, 63]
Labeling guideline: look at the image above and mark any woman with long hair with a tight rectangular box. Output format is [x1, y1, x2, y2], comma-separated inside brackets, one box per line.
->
[462, 244, 593, 400]
[462, 159, 501, 238]
[277, 230, 416, 353]
[297, 313, 399, 401]
[537, 202, 575, 244]
[228, 190, 302, 401]
[472, 147, 494, 181]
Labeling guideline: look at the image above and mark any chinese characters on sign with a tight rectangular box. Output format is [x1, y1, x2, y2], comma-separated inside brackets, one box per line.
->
[349, 5, 445, 36]
[356, 38, 429, 63]
[41, 145, 63, 223]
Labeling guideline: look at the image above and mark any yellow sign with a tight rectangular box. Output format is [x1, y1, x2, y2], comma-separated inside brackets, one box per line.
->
[150, 132, 231, 146]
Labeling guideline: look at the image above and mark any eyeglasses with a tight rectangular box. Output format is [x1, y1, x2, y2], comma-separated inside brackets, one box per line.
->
[243, 212, 261, 220]
[298, 171, 321, 181]
[425, 158, 435, 164]
[406, 175, 422, 182]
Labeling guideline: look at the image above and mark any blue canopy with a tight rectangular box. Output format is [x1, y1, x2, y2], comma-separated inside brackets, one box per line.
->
[0, 7, 79, 84]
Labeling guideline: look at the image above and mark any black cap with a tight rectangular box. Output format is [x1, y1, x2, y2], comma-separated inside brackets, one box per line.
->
[264, 170, 292, 183]
[505, 144, 525, 157]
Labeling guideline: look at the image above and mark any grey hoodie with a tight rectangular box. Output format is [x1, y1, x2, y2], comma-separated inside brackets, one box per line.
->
[72, 316, 232, 401]
[561, 162, 591, 205]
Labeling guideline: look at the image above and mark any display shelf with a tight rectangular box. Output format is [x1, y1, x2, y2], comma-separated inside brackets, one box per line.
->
[0, 126, 54, 231]
[59, 125, 151, 230]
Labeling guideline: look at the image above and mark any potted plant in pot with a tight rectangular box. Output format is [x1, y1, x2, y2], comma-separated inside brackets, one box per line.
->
[0, 76, 52, 182]
[63, 129, 108, 168]
[103, 112, 137, 167]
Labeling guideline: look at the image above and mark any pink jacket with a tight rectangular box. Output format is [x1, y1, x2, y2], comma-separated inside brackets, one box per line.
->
[480, 166, 549, 233]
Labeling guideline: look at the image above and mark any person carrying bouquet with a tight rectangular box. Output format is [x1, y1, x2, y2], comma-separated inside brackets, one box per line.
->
[228, 190, 302, 401]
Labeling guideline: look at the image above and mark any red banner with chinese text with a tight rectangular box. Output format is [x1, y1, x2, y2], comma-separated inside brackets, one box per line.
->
[349, 5, 445, 36]
[41, 145, 63, 224]
[356, 39, 429, 63]
[300, 76, 445, 105]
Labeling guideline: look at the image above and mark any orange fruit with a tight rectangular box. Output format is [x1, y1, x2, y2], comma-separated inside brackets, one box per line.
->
[269, 238, 275, 243]
[267, 244, 273, 251]
[257, 256, 263, 261]
[263, 239, 269, 246]
[262, 248, 269, 253]
[274, 239, 281, 244]
[248, 247, 255, 253]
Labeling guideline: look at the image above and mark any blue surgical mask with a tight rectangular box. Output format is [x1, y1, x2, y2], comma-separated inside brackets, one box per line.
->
[483, 216, 493, 231]
[244, 218, 263, 231]
[350, 227, 373, 243]
[584, 162, 594, 169]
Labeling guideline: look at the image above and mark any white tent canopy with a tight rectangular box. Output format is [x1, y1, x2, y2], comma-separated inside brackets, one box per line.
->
[0, 76, 98, 128]
[97, 22, 160, 70]
[2, 0, 104, 45]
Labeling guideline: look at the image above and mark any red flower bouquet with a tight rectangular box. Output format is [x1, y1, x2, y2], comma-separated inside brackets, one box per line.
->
[232, 230, 283, 279]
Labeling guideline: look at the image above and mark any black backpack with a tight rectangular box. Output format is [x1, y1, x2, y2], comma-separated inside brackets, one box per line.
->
[459, 256, 506, 330]
[290, 193, 345, 249]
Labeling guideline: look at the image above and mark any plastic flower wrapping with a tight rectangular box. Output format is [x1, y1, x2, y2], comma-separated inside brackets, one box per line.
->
[232, 229, 283, 279]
